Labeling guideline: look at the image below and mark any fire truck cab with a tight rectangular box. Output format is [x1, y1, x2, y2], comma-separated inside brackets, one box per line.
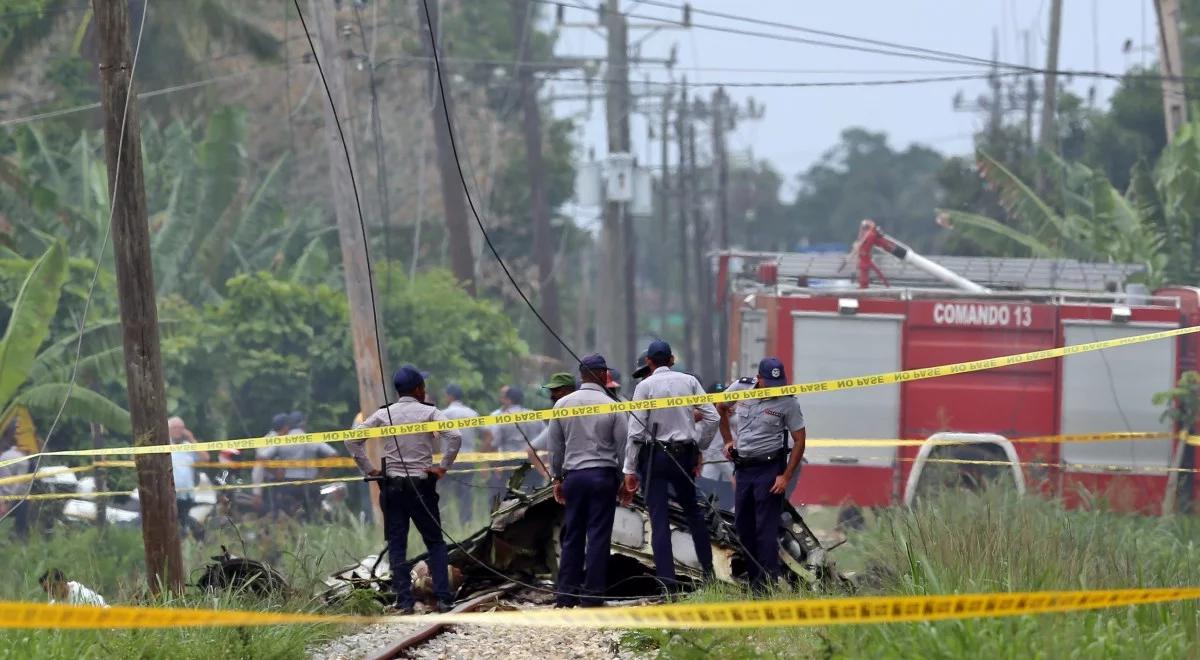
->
[720, 232, 1200, 514]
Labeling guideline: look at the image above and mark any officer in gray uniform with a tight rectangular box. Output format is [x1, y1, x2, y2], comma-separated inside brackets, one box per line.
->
[546, 354, 627, 607]
[622, 340, 719, 585]
[348, 365, 463, 613]
[720, 357, 806, 591]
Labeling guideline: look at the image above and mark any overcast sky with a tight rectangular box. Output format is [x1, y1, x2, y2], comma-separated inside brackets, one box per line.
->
[547, 1, 1157, 201]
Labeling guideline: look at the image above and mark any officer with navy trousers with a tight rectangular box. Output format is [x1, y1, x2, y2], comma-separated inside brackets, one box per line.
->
[347, 366, 462, 613]
[720, 357, 807, 591]
[622, 340, 720, 586]
[545, 354, 627, 607]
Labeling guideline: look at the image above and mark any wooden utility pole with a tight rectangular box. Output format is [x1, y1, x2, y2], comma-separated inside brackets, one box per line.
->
[308, 0, 387, 521]
[676, 79, 693, 367]
[711, 87, 730, 378]
[689, 120, 715, 380]
[1155, 0, 1188, 142]
[419, 0, 477, 294]
[658, 88, 672, 333]
[513, 0, 563, 361]
[603, 0, 634, 375]
[1038, 0, 1063, 152]
[91, 0, 182, 594]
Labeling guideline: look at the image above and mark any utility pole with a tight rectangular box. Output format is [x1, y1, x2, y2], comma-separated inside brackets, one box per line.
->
[658, 88, 672, 334]
[419, 0, 476, 294]
[513, 0, 563, 361]
[92, 0, 182, 594]
[309, 0, 387, 520]
[676, 79, 693, 367]
[689, 119, 714, 380]
[604, 0, 634, 376]
[710, 86, 730, 378]
[1155, 0, 1188, 142]
[1038, 0, 1063, 153]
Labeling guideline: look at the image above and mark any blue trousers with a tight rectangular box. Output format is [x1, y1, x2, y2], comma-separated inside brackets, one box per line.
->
[643, 444, 714, 582]
[734, 461, 785, 589]
[557, 467, 619, 606]
[381, 476, 451, 608]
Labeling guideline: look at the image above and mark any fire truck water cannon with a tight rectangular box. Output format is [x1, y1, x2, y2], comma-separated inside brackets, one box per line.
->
[853, 219, 990, 294]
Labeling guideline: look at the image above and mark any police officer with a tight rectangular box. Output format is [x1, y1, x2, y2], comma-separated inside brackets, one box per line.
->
[347, 366, 463, 613]
[720, 357, 806, 591]
[545, 355, 627, 607]
[440, 384, 482, 526]
[622, 340, 719, 585]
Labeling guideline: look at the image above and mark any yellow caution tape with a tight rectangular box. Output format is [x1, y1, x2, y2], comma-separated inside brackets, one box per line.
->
[2, 325, 1195, 471]
[0, 466, 513, 501]
[779, 455, 1200, 476]
[1, 586, 1197, 629]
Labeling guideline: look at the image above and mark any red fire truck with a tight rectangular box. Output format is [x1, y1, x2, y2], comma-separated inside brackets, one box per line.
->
[719, 221, 1200, 514]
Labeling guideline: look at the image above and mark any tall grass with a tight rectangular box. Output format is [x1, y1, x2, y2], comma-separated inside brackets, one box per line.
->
[0, 514, 380, 659]
[627, 489, 1200, 658]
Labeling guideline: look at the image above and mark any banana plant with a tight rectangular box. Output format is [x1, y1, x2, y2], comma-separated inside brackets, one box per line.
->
[938, 120, 1200, 288]
[0, 242, 130, 435]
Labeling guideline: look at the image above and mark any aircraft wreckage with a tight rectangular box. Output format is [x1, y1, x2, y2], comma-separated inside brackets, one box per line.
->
[323, 466, 853, 605]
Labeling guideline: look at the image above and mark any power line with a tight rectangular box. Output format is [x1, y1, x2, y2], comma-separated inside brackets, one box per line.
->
[633, 0, 1010, 70]
[0, 0, 151, 526]
[540, 0, 1025, 70]
[543, 0, 1197, 85]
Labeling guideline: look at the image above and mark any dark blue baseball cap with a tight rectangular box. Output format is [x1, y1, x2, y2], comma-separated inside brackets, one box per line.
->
[445, 383, 464, 400]
[758, 357, 788, 387]
[288, 410, 305, 428]
[393, 365, 425, 395]
[580, 353, 608, 372]
[271, 413, 290, 431]
[646, 340, 672, 362]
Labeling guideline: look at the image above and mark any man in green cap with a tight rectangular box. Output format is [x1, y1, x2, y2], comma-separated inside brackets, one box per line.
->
[528, 373, 577, 475]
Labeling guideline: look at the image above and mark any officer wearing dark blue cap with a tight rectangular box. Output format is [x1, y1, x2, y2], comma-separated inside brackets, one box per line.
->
[347, 365, 463, 613]
[622, 340, 719, 585]
[719, 357, 806, 591]
[545, 353, 627, 607]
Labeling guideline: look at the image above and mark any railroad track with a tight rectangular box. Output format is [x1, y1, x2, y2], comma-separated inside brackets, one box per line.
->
[363, 584, 518, 660]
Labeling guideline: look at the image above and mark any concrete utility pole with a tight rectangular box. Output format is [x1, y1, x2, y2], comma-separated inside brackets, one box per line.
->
[676, 79, 693, 368]
[309, 0, 386, 519]
[603, 0, 634, 376]
[1038, 0, 1063, 152]
[91, 0, 182, 594]
[419, 0, 477, 294]
[513, 0, 564, 361]
[1155, 0, 1188, 142]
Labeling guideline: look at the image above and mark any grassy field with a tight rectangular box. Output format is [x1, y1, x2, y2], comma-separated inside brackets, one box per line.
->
[0, 470, 501, 659]
[623, 489, 1200, 658]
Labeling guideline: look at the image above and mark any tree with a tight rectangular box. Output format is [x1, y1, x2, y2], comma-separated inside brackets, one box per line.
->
[937, 118, 1200, 287]
[791, 128, 945, 250]
[0, 241, 130, 436]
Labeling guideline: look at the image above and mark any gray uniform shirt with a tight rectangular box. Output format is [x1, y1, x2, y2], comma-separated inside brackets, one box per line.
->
[488, 405, 545, 453]
[0, 447, 30, 497]
[441, 400, 482, 453]
[732, 395, 805, 457]
[623, 367, 719, 474]
[349, 397, 463, 478]
[546, 383, 628, 478]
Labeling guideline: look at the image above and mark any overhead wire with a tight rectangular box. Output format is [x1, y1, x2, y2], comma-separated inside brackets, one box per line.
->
[0, 0, 151, 526]
[293, 0, 630, 602]
[416, 0, 773, 582]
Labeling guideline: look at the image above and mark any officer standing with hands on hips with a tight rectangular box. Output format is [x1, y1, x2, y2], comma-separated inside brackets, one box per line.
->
[546, 355, 627, 607]
[347, 365, 462, 614]
[622, 340, 719, 585]
[720, 357, 806, 591]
